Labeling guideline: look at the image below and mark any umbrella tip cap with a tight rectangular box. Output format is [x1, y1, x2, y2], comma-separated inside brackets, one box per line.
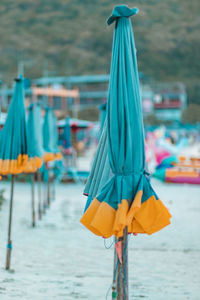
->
[14, 74, 24, 82]
[28, 103, 34, 110]
[107, 5, 139, 25]
[14, 78, 21, 82]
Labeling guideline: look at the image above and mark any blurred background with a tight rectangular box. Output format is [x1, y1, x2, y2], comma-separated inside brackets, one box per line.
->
[0, 0, 199, 124]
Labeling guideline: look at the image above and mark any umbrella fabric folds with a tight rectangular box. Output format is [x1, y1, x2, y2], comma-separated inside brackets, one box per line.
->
[63, 116, 72, 152]
[0, 78, 28, 174]
[52, 114, 62, 160]
[81, 5, 171, 238]
[24, 103, 43, 173]
[43, 107, 61, 162]
[83, 119, 112, 212]
[99, 103, 107, 136]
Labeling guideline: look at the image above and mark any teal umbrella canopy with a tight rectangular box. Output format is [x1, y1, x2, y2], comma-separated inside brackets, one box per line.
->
[0, 77, 29, 175]
[52, 114, 59, 153]
[43, 107, 61, 162]
[99, 103, 107, 136]
[43, 106, 55, 162]
[81, 5, 171, 238]
[52, 113, 62, 160]
[63, 116, 72, 149]
[24, 103, 44, 172]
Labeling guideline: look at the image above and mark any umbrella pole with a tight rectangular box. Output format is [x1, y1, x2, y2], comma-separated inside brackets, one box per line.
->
[112, 238, 118, 299]
[5, 174, 15, 270]
[37, 171, 42, 220]
[123, 227, 129, 299]
[52, 178, 56, 201]
[47, 166, 50, 208]
[43, 178, 46, 214]
[31, 173, 36, 227]
[117, 227, 128, 300]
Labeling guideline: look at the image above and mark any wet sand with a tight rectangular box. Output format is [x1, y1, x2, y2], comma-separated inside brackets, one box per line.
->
[0, 179, 199, 299]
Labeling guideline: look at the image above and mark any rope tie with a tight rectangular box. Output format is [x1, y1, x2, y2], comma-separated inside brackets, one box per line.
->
[113, 169, 150, 177]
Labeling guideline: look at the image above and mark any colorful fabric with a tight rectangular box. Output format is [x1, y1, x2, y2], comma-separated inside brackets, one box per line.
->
[80, 5, 171, 238]
[24, 103, 43, 173]
[0, 77, 29, 175]
[43, 107, 62, 162]
[99, 103, 107, 136]
[63, 116, 72, 150]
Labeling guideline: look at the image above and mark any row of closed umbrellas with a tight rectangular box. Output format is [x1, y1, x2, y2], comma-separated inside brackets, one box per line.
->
[0, 77, 62, 176]
[0, 76, 66, 270]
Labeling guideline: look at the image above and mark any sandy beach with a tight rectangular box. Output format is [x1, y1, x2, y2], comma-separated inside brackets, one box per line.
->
[0, 179, 199, 300]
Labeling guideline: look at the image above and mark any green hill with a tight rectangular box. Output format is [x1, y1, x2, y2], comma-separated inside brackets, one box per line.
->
[0, 0, 199, 104]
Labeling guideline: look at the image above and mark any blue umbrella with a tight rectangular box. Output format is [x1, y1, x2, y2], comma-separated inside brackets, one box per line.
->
[25, 102, 44, 226]
[99, 103, 107, 136]
[81, 6, 172, 297]
[81, 5, 171, 239]
[24, 103, 43, 173]
[43, 107, 62, 207]
[63, 117, 72, 150]
[43, 107, 55, 162]
[52, 113, 62, 160]
[0, 78, 28, 174]
[0, 76, 29, 270]
[43, 107, 62, 162]
[42, 106, 54, 208]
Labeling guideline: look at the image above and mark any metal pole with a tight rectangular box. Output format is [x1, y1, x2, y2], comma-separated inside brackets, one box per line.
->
[5, 175, 15, 270]
[47, 166, 50, 208]
[117, 240, 122, 299]
[31, 173, 36, 227]
[37, 171, 42, 220]
[112, 238, 118, 299]
[123, 227, 129, 300]
[43, 178, 46, 214]
[52, 178, 56, 201]
[117, 227, 128, 300]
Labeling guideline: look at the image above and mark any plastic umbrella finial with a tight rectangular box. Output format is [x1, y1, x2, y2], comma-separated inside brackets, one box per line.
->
[107, 5, 139, 25]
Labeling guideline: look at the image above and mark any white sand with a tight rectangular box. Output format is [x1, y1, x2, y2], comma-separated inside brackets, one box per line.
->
[0, 178, 199, 300]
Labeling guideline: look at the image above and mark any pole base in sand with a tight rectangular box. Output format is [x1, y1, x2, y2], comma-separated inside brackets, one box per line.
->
[38, 204, 42, 220]
[32, 211, 36, 227]
[5, 241, 12, 270]
[116, 227, 129, 300]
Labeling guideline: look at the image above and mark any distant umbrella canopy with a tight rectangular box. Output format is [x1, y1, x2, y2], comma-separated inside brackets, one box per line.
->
[63, 116, 72, 150]
[24, 103, 43, 173]
[43, 107, 62, 162]
[52, 114, 62, 160]
[80, 5, 171, 238]
[0, 77, 28, 175]
[99, 103, 107, 136]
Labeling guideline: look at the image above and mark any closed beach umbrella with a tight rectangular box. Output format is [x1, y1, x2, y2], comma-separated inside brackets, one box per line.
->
[63, 116, 72, 151]
[81, 5, 171, 239]
[43, 107, 61, 162]
[43, 107, 61, 207]
[0, 78, 28, 175]
[24, 103, 43, 173]
[52, 114, 62, 160]
[43, 106, 54, 208]
[24, 103, 44, 226]
[0, 77, 29, 270]
[80, 5, 172, 297]
[43, 107, 56, 162]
